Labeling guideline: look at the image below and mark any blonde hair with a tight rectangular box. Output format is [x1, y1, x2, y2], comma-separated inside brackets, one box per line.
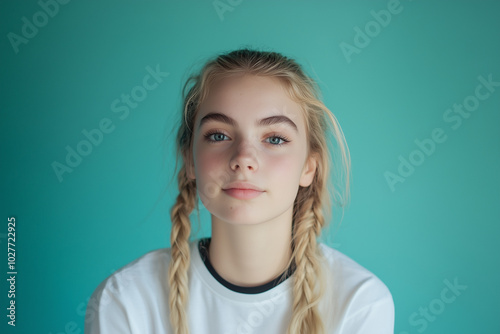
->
[167, 48, 350, 334]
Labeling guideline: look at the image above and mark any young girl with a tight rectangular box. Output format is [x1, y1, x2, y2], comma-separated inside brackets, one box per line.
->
[85, 49, 395, 334]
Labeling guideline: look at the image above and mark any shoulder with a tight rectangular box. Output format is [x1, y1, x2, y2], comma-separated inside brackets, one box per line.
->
[92, 247, 171, 296]
[319, 243, 393, 301]
[85, 248, 172, 332]
[318, 243, 395, 332]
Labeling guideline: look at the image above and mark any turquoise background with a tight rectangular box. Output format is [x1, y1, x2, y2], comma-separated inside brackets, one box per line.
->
[1, 0, 499, 333]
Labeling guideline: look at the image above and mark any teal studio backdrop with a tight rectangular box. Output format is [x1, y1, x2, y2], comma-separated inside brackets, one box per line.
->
[1, 0, 499, 333]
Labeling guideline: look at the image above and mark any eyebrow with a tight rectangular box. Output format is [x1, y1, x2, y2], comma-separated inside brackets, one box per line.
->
[198, 112, 298, 133]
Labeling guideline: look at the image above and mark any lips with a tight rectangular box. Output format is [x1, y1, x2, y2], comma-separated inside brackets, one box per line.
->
[222, 182, 265, 200]
[223, 188, 264, 200]
[222, 182, 264, 192]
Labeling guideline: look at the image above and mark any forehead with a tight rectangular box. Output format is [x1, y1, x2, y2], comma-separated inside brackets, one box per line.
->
[196, 75, 305, 131]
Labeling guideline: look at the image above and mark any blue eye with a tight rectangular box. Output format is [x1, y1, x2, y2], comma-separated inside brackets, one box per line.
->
[203, 131, 290, 146]
[206, 132, 228, 142]
[266, 136, 287, 146]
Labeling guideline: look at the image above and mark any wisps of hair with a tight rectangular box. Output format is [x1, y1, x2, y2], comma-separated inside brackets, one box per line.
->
[168, 47, 351, 334]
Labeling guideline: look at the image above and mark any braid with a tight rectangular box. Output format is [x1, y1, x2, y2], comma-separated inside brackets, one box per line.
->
[287, 184, 327, 334]
[168, 166, 196, 334]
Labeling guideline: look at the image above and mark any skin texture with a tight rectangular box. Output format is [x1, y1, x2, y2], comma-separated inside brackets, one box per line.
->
[186, 74, 317, 287]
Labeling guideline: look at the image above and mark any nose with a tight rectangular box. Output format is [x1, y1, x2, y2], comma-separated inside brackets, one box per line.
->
[229, 141, 259, 172]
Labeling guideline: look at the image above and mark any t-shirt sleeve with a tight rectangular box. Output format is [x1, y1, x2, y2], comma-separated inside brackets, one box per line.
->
[341, 286, 395, 334]
[84, 277, 133, 334]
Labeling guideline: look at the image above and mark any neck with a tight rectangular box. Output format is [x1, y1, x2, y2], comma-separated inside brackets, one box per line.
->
[209, 206, 294, 287]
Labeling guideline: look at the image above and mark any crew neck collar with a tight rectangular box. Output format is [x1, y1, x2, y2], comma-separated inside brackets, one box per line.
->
[190, 237, 295, 303]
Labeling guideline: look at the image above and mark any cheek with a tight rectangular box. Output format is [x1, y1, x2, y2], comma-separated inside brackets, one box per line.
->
[266, 154, 303, 181]
[196, 152, 216, 176]
[195, 151, 229, 185]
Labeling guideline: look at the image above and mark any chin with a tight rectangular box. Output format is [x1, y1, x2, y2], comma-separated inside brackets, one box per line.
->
[212, 208, 266, 225]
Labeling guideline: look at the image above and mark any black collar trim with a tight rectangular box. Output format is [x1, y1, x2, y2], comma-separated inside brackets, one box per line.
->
[198, 237, 295, 295]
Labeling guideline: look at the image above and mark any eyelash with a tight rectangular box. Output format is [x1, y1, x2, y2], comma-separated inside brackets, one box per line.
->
[203, 130, 291, 147]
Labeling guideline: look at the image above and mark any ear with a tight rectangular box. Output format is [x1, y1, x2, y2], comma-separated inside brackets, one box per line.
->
[299, 153, 317, 187]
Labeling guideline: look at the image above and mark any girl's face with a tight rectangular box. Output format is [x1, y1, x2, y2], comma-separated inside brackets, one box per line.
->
[187, 74, 317, 225]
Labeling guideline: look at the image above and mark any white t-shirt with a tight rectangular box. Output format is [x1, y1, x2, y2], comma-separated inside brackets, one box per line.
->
[84, 237, 394, 334]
